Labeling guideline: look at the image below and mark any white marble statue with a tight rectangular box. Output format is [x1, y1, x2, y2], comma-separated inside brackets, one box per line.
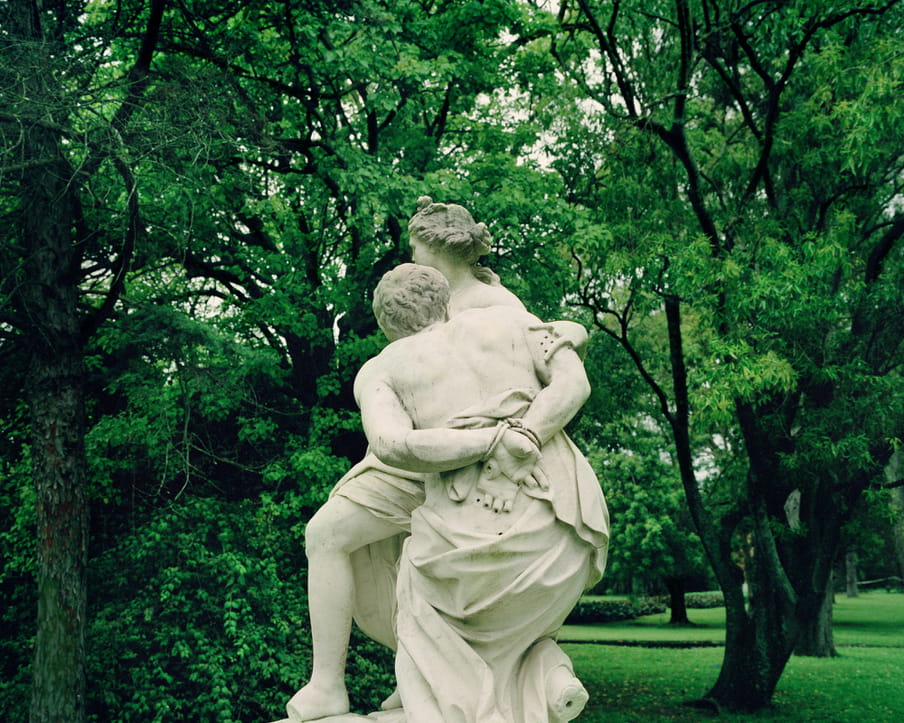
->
[358, 264, 609, 722]
[285, 200, 606, 723]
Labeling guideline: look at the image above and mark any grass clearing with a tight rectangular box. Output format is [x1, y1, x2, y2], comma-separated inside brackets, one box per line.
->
[562, 591, 904, 721]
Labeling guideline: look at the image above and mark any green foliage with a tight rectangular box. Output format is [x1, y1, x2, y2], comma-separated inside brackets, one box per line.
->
[566, 597, 667, 624]
[588, 440, 708, 595]
[544, 0, 903, 706]
[680, 591, 725, 610]
[82, 492, 391, 722]
[0, 432, 35, 722]
[3, 0, 902, 717]
[841, 485, 902, 583]
[575, 328, 710, 596]
[85, 495, 307, 721]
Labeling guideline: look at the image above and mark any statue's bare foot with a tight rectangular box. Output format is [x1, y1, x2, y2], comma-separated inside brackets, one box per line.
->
[379, 686, 402, 710]
[546, 665, 589, 722]
[286, 682, 350, 722]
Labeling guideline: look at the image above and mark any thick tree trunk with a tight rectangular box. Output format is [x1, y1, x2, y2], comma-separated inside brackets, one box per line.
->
[12, 4, 88, 713]
[794, 575, 837, 657]
[705, 612, 793, 712]
[27, 349, 88, 723]
[22, 173, 88, 723]
[664, 575, 691, 624]
[703, 497, 799, 712]
[663, 301, 797, 711]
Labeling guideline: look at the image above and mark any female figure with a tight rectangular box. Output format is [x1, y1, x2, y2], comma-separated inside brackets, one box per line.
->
[407, 195, 524, 315]
[355, 265, 608, 722]
[286, 201, 587, 722]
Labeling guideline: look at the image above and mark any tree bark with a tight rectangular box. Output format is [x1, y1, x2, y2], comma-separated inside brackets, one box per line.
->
[705, 611, 793, 712]
[845, 548, 858, 598]
[794, 574, 837, 657]
[27, 343, 88, 723]
[664, 575, 691, 624]
[21, 127, 88, 723]
[8, 2, 88, 719]
[702, 425, 800, 712]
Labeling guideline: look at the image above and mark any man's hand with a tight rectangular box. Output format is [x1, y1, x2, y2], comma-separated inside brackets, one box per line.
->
[475, 429, 545, 513]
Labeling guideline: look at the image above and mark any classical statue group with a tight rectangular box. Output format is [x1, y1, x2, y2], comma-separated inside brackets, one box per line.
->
[279, 197, 610, 723]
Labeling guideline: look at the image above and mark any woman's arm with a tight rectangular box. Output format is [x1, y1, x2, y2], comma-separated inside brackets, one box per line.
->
[520, 346, 591, 445]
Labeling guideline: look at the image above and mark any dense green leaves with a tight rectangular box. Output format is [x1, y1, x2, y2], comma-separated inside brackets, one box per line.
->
[546, 0, 903, 708]
[85, 493, 391, 721]
[1, 0, 901, 718]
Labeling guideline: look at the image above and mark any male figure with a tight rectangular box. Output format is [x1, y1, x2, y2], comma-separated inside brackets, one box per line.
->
[288, 221, 588, 721]
[353, 264, 608, 722]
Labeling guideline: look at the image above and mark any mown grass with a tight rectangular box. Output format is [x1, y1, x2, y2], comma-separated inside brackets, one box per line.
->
[563, 591, 904, 722]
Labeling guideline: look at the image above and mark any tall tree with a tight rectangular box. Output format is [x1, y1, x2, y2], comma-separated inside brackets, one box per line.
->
[1, 1, 166, 719]
[3, 1, 577, 717]
[545, 0, 904, 711]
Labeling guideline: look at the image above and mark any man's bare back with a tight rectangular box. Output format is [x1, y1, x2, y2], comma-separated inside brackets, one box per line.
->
[356, 306, 546, 432]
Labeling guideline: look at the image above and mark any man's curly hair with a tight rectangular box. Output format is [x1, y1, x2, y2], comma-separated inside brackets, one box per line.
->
[373, 263, 451, 341]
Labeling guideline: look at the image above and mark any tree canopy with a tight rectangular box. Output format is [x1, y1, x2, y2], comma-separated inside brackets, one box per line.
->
[1, 0, 901, 720]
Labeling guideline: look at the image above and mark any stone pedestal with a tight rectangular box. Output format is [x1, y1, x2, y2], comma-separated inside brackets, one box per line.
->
[274, 711, 405, 723]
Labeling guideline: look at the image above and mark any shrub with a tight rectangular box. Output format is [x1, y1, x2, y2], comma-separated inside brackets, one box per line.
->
[85, 492, 393, 722]
[684, 591, 725, 608]
[565, 597, 667, 624]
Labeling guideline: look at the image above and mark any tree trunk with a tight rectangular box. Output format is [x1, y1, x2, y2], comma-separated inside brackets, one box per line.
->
[11, 3, 89, 716]
[794, 574, 837, 657]
[662, 300, 798, 712]
[705, 610, 793, 713]
[27, 347, 88, 723]
[703, 497, 799, 712]
[845, 548, 858, 597]
[664, 575, 691, 624]
[22, 163, 88, 723]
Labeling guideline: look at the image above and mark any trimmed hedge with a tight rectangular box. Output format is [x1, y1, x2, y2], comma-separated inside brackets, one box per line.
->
[565, 597, 667, 624]
[653, 591, 725, 609]
[683, 591, 725, 609]
[565, 591, 726, 624]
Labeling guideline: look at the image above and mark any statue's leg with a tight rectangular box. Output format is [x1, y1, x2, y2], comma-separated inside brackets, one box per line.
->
[286, 495, 404, 722]
[521, 637, 589, 722]
[546, 663, 589, 722]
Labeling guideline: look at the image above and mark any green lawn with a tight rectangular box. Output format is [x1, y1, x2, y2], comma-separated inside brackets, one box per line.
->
[562, 591, 904, 722]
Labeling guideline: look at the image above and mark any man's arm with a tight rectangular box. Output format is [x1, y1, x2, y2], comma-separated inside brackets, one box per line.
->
[520, 345, 590, 445]
[474, 340, 590, 510]
[356, 363, 499, 473]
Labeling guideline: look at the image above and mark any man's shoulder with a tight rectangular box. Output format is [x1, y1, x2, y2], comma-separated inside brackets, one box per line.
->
[356, 345, 399, 390]
[357, 331, 435, 378]
[359, 340, 407, 375]
[453, 305, 542, 328]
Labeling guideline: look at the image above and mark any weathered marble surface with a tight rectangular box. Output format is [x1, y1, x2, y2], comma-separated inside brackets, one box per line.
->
[283, 206, 608, 723]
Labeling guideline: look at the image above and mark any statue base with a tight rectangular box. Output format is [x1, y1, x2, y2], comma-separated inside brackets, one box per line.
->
[273, 711, 406, 723]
